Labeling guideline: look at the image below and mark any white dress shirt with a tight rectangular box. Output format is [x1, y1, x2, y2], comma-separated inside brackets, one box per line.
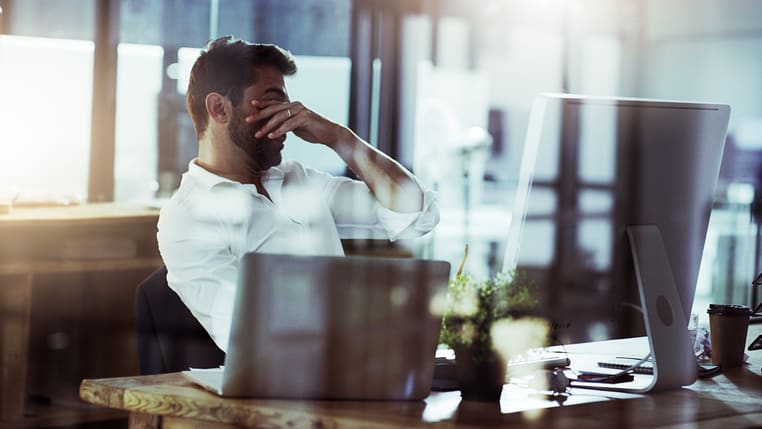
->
[157, 159, 439, 351]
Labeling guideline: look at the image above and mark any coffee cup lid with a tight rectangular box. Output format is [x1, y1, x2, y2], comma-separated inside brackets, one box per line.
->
[707, 304, 752, 316]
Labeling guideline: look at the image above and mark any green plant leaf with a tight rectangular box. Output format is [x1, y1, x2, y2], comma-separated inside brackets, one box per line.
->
[439, 268, 540, 358]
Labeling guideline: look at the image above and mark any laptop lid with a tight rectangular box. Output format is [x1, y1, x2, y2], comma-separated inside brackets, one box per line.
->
[221, 253, 451, 400]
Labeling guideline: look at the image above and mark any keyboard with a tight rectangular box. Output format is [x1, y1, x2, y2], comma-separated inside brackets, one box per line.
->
[431, 350, 571, 391]
[597, 359, 654, 375]
[508, 353, 571, 375]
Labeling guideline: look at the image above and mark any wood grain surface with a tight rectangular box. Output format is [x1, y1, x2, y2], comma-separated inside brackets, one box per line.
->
[81, 373, 424, 429]
[80, 334, 762, 429]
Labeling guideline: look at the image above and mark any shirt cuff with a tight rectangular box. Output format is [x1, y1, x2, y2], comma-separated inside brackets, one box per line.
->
[375, 188, 440, 241]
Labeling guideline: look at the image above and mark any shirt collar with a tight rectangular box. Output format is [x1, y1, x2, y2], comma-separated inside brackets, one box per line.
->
[185, 158, 285, 191]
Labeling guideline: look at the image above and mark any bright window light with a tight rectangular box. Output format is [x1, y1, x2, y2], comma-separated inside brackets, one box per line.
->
[0, 35, 94, 201]
[114, 43, 163, 201]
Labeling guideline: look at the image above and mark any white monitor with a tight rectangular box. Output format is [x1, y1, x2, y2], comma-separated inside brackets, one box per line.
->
[504, 93, 730, 345]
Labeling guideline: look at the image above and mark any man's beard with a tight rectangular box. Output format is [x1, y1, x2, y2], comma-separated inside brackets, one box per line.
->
[229, 107, 283, 171]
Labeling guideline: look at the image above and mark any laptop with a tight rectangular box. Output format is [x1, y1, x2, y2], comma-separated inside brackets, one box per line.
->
[184, 253, 451, 400]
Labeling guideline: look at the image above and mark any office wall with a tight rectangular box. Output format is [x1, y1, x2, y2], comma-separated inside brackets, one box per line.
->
[640, 0, 762, 133]
[639, 0, 762, 309]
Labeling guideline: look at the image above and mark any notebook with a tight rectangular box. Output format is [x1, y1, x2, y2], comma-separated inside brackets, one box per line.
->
[184, 253, 451, 400]
[597, 358, 654, 375]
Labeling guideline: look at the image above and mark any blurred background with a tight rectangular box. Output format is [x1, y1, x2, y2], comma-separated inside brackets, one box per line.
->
[2, 0, 759, 313]
[1, 0, 762, 425]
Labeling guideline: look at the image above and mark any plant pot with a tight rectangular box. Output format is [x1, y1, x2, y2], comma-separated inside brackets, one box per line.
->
[453, 344, 506, 402]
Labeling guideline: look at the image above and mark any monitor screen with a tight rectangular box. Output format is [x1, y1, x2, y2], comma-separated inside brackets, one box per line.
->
[503, 94, 730, 345]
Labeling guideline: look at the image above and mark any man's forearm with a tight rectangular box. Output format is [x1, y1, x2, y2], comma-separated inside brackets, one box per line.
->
[328, 128, 424, 213]
[245, 100, 426, 212]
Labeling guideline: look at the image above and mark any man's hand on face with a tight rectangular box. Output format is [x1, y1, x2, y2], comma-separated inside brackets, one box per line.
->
[245, 100, 349, 148]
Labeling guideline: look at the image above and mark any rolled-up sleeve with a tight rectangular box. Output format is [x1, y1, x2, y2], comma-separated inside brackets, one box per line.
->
[312, 168, 440, 241]
[375, 186, 439, 240]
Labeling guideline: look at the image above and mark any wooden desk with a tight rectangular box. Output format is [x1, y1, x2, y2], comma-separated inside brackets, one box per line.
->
[80, 326, 762, 429]
[0, 203, 162, 427]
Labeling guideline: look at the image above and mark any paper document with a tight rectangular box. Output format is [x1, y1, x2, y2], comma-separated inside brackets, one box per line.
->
[182, 366, 225, 395]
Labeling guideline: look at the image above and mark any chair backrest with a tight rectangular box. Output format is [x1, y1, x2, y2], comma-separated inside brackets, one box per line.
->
[135, 266, 225, 374]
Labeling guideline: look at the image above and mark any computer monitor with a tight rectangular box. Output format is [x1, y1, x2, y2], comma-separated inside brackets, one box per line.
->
[503, 93, 730, 345]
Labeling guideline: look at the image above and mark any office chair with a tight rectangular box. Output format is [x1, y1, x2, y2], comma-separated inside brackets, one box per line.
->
[135, 266, 225, 375]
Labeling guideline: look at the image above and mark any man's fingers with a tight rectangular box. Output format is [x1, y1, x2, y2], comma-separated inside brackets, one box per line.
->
[254, 108, 288, 138]
[243, 99, 321, 142]
[253, 102, 305, 138]
[267, 114, 309, 139]
[245, 99, 286, 123]
[264, 105, 308, 139]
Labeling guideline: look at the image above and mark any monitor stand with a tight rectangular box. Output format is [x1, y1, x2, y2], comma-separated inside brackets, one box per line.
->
[626, 225, 698, 392]
[566, 225, 698, 393]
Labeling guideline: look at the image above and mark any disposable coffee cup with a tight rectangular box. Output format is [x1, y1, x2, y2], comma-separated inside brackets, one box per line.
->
[707, 304, 752, 368]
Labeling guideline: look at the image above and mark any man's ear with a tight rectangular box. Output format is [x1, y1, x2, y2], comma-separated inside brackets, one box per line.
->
[205, 92, 230, 124]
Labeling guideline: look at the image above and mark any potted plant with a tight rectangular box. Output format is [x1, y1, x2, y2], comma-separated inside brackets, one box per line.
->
[439, 246, 542, 401]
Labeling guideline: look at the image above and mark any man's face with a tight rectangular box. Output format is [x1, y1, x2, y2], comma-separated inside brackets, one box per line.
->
[228, 65, 289, 171]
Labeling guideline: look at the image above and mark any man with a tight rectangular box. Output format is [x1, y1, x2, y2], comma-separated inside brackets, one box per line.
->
[157, 36, 439, 352]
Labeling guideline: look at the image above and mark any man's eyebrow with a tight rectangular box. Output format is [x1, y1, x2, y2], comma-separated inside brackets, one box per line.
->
[262, 88, 287, 98]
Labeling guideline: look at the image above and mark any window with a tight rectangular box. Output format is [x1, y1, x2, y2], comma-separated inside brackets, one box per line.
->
[115, 0, 352, 199]
[114, 43, 163, 201]
[0, 0, 95, 202]
[0, 0, 353, 202]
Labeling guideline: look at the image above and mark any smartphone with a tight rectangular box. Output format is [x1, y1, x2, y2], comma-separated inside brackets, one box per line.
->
[576, 371, 634, 383]
[697, 363, 721, 378]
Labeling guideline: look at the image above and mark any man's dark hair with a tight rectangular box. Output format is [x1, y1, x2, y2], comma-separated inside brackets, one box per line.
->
[186, 36, 297, 138]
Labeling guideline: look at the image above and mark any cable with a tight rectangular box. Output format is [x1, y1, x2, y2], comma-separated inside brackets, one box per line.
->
[610, 352, 652, 377]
